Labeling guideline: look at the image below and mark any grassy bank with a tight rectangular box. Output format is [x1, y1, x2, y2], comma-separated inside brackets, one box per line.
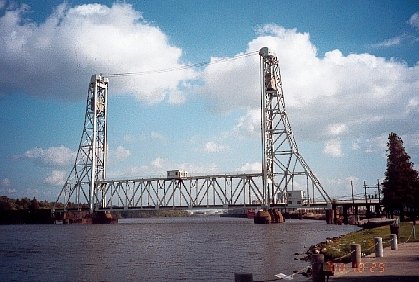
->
[310, 222, 418, 263]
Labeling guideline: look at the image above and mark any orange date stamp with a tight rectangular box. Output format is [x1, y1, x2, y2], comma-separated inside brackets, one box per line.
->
[332, 262, 385, 273]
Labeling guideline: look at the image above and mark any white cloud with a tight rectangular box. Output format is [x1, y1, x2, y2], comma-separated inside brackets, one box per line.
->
[235, 109, 261, 137]
[203, 141, 227, 153]
[109, 158, 219, 178]
[409, 12, 419, 30]
[22, 146, 76, 166]
[151, 157, 166, 169]
[1, 178, 11, 187]
[352, 139, 361, 151]
[370, 36, 403, 48]
[406, 97, 419, 113]
[150, 131, 166, 143]
[328, 123, 348, 136]
[0, 2, 195, 103]
[114, 145, 131, 160]
[236, 162, 261, 173]
[44, 170, 67, 186]
[323, 139, 343, 157]
[364, 134, 388, 154]
[200, 24, 418, 151]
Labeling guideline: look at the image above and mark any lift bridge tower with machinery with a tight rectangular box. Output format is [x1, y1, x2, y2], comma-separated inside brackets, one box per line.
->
[55, 75, 109, 212]
[259, 47, 331, 206]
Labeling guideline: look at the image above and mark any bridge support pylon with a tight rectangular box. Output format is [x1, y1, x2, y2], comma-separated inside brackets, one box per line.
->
[55, 75, 109, 212]
[259, 47, 331, 206]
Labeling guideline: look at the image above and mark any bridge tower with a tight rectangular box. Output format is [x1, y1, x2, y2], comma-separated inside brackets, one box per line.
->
[55, 75, 109, 212]
[259, 47, 331, 206]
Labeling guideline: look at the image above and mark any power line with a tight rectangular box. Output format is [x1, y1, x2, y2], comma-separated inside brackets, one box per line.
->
[104, 51, 259, 78]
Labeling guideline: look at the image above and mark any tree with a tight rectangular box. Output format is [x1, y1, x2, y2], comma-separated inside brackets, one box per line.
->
[382, 132, 419, 220]
[29, 197, 40, 210]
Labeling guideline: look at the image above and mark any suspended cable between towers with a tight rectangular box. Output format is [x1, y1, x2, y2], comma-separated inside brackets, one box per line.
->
[104, 51, 259, 78]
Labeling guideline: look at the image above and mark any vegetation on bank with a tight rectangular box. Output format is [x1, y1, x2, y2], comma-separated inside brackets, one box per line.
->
[0, 196, 190, 224]
[0, 196, 55, 210]
[309, 222, 418, 263]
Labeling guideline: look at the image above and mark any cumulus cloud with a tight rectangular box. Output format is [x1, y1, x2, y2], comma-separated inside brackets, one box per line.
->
[328, 123, 348, 136]
[44, 170, 67, 186]
[236, 162, 261, 173]
[203, 141, 227, 153]
[211, 24, 418, 158]
[234, 109, 261, 137]
[113, 145, 131, 160]
[0, 2, 195, 102]
[151, 157, 166, 169]
[110, 158, 219, 178]
[409, 12, 419, 30]
[323, 139, 343, 157]
[22, 146, 76, 166]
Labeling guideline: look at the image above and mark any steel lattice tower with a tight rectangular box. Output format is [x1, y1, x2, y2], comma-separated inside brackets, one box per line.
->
[259, 47, 331, 206]
[56, 75, 109, 212]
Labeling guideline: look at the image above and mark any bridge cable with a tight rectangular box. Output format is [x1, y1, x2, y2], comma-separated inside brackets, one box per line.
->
[104, 50, 259, 78]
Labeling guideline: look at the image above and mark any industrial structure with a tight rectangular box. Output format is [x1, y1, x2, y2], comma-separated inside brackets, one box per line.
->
[259, 47, 331, 205]
[55, 47, 331, 212]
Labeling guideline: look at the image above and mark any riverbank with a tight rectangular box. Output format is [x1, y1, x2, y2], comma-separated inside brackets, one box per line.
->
[307, 221, 418, 263]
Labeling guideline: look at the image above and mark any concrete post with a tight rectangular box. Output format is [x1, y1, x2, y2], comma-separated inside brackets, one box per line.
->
[390, 234, 398, 250]
[350, 244, 361, 268]
[375, 237, 383, 257]
[311, 254, 325, 282]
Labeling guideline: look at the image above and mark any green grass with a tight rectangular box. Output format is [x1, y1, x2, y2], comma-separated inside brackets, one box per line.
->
[318, 222, 418, 263]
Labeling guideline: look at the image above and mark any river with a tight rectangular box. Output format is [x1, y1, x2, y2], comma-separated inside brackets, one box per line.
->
[0, 217, 359, 281]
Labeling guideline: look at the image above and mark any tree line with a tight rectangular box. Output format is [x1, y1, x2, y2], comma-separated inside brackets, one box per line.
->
[0, 196, 76, 211]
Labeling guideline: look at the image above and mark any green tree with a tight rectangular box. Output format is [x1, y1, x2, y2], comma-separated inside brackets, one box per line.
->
[382, 132, 419, 220]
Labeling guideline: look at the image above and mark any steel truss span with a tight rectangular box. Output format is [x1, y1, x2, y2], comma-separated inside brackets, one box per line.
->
[95, 173, 263, 209]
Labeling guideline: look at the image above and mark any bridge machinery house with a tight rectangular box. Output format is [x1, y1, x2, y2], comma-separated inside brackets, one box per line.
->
[167, 170, 189, 179]
[277, 190, 309, 208]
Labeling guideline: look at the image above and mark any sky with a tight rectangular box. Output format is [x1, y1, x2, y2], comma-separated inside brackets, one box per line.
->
[0, 0, 418, 202]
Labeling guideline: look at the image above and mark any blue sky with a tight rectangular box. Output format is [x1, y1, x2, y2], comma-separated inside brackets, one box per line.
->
[0, 0, 418, 201]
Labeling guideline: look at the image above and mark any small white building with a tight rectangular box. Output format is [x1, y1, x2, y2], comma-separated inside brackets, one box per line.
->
[277, 190, 308, 207]
[167, 170, 189, 179]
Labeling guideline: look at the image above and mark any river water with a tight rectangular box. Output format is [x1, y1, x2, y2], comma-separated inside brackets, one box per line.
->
[0, 217, 359, 281]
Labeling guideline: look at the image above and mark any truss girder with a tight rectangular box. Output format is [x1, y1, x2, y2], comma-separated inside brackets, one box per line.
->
[92, 174, 263, 209]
